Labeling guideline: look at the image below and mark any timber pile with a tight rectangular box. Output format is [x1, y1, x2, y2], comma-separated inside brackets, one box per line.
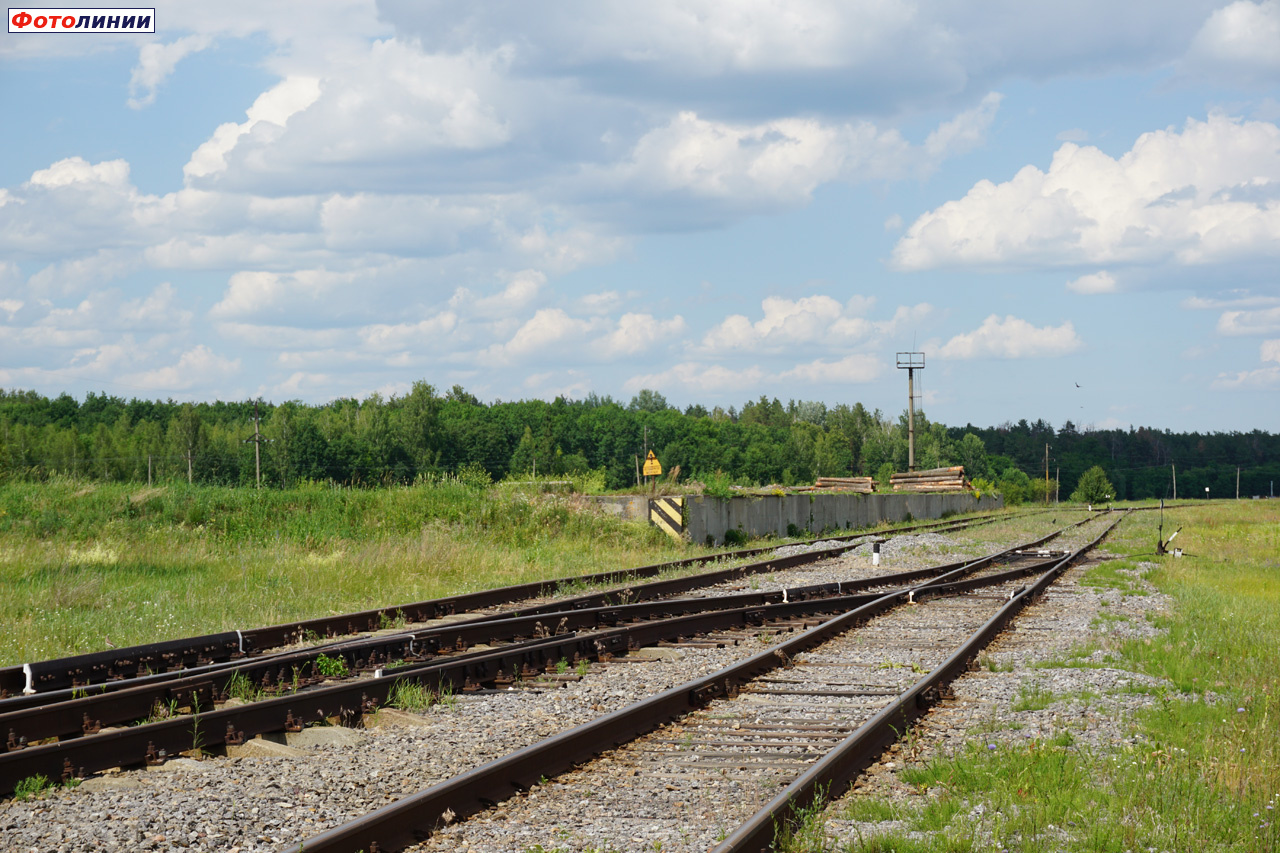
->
[890, 466, 971, 492]
[808, 476, 877, 493]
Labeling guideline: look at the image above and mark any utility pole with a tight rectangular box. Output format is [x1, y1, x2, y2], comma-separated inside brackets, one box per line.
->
[896, 352, 925, 472]
[1055, 466, 1060, 504]
[148, 455, 152, 487]
[1236, 466, 1240, 500]
[185, 445, 194, 484]
[1172, 463, 1177, 500]
[243, 400, 273, 488]
[1039, 445, 1049, 504]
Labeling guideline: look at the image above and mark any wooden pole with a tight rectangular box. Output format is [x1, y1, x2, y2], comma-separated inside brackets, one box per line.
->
[1237, 466, 1240, 500]
[1172, 463, 1177, 500]
[254, 402, 262, 488]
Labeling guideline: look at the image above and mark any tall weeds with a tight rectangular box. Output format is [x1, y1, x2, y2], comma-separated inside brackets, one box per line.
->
[0, 478, 686, 664]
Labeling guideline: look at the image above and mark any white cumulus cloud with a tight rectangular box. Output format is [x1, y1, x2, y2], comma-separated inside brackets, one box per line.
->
[184, 77, 323, 181]
[358, 314, 459, 350]
[593, 313, 687, 358]
[478, 308, 604, 365]
[701, 295, 927, 354]
[1187, 0, 1280, 83]
[594, 97, 1000, 219]
[120, 345, 242, 392]
[892, 114, 1280, 271]
[128, 35, 214, 108]
[781, 354, 883, 384]
[1217, 306, 1280, 335]
[1066, 271, 1117, 294]
[936, 315, 1082, 359]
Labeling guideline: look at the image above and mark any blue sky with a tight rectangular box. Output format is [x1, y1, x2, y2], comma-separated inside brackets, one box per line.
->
[2, 1, 1279, 432]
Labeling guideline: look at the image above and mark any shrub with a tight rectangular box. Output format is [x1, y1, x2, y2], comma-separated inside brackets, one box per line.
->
[1071, 465, 1116, 504]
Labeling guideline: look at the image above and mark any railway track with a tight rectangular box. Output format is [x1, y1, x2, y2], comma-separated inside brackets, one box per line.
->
[0, 512, 1079, 799]
[274, 512, 1124, 853]
[0, 510, 1021, 701]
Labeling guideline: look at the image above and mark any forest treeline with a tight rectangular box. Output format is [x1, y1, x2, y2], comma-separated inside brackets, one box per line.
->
[1, 383, 1276, 502]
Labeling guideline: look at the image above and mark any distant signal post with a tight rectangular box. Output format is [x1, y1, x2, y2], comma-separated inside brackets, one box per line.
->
[897, 352, 925, 472]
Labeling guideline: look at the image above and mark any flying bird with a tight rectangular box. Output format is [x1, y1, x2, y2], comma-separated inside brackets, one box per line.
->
[1075, 382, 1081, 388]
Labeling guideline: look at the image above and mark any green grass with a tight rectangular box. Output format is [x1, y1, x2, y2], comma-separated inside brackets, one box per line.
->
[0, 477, 695, 664]
[841, 832, 973, 853]
[838, 798, 905, 822]
[1031, 640, 1113, 669]
[224, 671, 266, 703]
[314, 653, 348, 678]
[385, 677, 457, 713]
[974, 653, 1013, 672]
[1010, 682, 1057, 712]
[13, 774, 52, 801]
[1079, 557, 1149, 596]
[912, 797, 963, 833]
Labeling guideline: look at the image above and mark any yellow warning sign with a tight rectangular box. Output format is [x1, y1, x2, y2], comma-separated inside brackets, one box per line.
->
[642, 450, 662, 477]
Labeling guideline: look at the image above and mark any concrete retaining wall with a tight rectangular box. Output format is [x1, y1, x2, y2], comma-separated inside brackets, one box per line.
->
[583, 495, 649, 520]
[685, 492, 1003, 546]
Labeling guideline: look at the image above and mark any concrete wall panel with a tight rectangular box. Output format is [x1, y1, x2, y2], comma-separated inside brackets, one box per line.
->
[686, 492, 1002, 545]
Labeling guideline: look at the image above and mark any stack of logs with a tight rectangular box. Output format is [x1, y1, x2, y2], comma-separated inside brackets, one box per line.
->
[807, 476, 877, 493]
[889, 466, 971, 492]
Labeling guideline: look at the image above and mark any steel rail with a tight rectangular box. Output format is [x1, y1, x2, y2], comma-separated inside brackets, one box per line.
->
[0, 521, 1083, 796]
[275, 514, 1114, 853]
[711, 510, 1129, 852]
[0, 545, 1060, 744]
[0, 510, 1021, 698]
[0, 516, 1083, 747]
[0, 512, 1035, 713]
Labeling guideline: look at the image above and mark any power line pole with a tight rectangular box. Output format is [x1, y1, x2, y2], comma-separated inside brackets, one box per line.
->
[1172, 463, 1177, 500]
[896, 352, 925, 471]
[243, 400, 273, 488]
[1044, 444, 1050, 507]
[1237, 466, 1240, 500]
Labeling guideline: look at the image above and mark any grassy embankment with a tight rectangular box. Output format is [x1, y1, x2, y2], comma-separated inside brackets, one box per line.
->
[783, 501, 1280, 853]
[0, 477, 697, 666]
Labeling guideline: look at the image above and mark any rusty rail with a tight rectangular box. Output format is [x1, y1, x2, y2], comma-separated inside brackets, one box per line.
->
[275, 516, 1110, 853]
[0, 520, 1079, 797]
